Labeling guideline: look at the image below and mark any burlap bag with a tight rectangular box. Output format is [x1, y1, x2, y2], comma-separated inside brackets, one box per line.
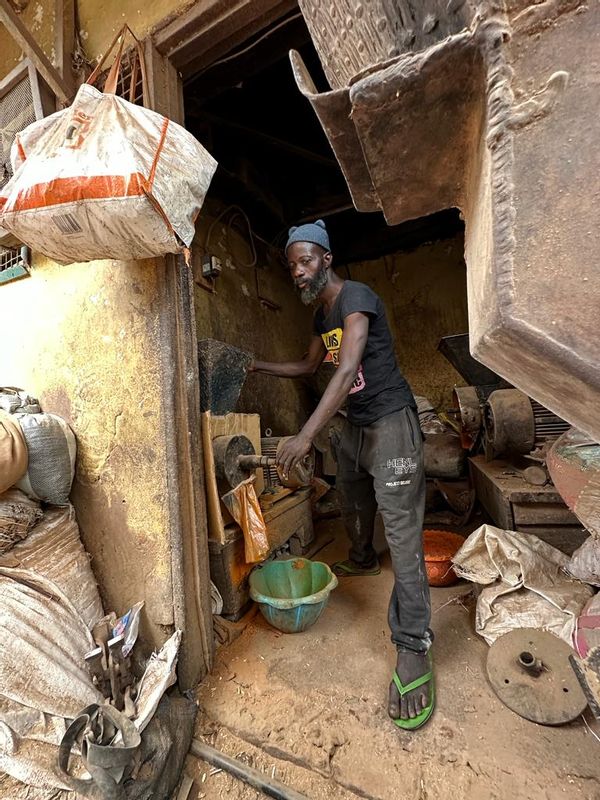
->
[0, 410, 27, 493]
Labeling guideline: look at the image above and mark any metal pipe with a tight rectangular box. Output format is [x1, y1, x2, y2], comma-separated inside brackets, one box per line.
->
[190, 739, 310, 800]
[237, 454, 277, 470]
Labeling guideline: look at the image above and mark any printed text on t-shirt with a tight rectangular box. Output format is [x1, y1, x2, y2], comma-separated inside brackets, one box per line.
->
[321, 327, 366, 394]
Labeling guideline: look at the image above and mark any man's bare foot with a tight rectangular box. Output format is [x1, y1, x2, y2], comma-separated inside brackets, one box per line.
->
[388, 651, 430, 721]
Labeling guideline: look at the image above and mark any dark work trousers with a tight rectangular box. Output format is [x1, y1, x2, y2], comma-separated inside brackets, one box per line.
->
[335, 407, 432, 654]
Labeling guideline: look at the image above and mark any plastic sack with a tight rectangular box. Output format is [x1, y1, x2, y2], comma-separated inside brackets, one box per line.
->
[15, 412, 76, 506]
[0, 33, 217, 265]
[112, 600, 145, 657]
[0, 505, 104, 630]
[567, 536, 600, 587]
[221, 477, 269, 563]
[0, 488, 43, 554]
[0, 387, 40, 414]
[453, 524, 593, 646]
[0, 410, 28, 493]
[574, 593, 600, 657]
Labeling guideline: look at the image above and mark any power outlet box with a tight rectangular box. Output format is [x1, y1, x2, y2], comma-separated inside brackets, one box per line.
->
[202, 254, 222, 279]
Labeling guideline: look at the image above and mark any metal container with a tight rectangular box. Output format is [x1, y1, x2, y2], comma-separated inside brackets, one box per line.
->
[297, 0, 475, 89]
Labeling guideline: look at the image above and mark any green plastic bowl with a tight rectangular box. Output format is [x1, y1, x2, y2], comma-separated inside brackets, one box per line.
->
[249, 558, 338, 633]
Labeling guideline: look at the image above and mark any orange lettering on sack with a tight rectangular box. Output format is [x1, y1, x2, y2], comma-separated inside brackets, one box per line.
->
[64, 110, 93, 149]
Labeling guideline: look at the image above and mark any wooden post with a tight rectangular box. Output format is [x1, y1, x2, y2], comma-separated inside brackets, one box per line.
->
[0, 0, 72, 103]
[54, 0, 75, 95]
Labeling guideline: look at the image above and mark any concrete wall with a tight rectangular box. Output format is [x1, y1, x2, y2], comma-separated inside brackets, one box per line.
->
[0, 255, 177, 651]
[347, 233, 469, 409]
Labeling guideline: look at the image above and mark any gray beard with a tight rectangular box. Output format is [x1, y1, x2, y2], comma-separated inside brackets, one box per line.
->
[298, 267, 328, 305]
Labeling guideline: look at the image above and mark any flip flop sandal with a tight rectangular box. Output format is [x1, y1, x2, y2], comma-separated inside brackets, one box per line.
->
[391, 655, 435, 731]
[332, 560, 381, 577]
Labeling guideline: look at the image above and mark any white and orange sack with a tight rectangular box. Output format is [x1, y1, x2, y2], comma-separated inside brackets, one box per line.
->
[0, 37, 217, 264]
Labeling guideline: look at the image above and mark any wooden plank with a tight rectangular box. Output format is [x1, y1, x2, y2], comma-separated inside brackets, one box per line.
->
[152, 0, 296, 76]
[0, 0, 71, 103]
[469, 457, 514, 530]
[516, 525, 589, 556]
[513, 501, 579, 526]
[259, 486, 294, 509]
[162, 256, 215, 685]
[202, 411, 265, 545]
[0, 58, 28, 95]
[144, 39, 185, 124]
[53, 0, 75, 94]
[469, 455, 564, 503]
[263, 489, 313, 552]
[201, 411, 227, 545]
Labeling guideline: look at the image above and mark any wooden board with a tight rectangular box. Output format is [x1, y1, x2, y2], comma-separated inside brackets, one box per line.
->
[201, 411, 264, 544]
[470, 455, 586, 554]
[469, 457, 514, 530]
[513, 502, 579, 526]
[516, 525, 589, 556]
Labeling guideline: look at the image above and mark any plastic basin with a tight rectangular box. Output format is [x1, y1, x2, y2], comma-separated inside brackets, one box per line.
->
[423, 529, 466, 587]
[249, 558, 338, 633]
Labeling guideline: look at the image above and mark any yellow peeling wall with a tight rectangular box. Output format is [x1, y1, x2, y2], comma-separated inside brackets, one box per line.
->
[0, 255, 175, 648]
[193, 209, 315, 437]
[0, 0, 193, 76]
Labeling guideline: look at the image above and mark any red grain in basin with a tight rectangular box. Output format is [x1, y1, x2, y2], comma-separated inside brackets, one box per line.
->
[423, 529, 465, 587]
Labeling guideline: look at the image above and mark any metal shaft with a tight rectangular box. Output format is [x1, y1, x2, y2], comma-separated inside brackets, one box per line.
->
[237, 454, 277, 470]
[190, 739, 310, 800]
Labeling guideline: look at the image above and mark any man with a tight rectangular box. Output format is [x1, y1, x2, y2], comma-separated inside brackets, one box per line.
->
[250, 219, 434, 729]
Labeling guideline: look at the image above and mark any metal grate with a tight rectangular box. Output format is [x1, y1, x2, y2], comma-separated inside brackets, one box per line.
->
[97, 49, 146, 106]
[0, 76, 36, 188]
[0, 246, 30, 284]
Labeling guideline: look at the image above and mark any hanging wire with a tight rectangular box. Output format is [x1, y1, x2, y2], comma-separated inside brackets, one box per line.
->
[205, 204, 257, 268]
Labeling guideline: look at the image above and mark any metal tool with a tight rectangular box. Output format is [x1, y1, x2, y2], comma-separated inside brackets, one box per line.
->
[84, 633, 135, 716]
[85, 647, 111, 699]
[487, 628, 587, 725]
[213, 434, 314, 492]
[190, 738, 310, 800]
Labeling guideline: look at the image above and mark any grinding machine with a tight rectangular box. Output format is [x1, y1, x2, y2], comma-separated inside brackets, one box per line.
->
[199, 339, 318, 619]
[439, 335, 585, 553]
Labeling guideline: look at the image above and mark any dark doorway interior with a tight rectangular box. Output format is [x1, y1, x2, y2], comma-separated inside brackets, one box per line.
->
[182, 14, 463, 265]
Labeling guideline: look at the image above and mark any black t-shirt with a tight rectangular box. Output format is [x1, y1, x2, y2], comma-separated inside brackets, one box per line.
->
[313, 280, 415, 426]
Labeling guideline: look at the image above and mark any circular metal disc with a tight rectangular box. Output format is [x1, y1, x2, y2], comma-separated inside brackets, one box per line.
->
[487, 628, 587, 725]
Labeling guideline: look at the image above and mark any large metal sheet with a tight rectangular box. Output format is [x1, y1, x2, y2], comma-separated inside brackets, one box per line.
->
[289, 49, 379, 213]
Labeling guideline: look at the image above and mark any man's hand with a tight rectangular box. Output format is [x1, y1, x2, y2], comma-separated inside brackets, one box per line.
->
[276, 433, 313, 478]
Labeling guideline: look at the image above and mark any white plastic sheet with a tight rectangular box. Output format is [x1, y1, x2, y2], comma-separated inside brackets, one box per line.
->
[0, 83, 217, 264]
[567, 536, 600, 587]
[453, 524, 593, 646]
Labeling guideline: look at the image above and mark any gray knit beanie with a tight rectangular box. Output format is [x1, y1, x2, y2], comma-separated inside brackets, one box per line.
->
[285, 219, 330, 253]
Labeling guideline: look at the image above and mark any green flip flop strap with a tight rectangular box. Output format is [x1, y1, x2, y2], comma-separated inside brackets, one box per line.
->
[392, 668, 433, 698]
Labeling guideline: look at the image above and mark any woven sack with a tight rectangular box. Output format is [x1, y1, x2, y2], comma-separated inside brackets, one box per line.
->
[0, 410, 28, 493]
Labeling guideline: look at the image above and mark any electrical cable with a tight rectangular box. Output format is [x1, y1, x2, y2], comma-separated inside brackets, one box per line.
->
[205, 204, 257, 268]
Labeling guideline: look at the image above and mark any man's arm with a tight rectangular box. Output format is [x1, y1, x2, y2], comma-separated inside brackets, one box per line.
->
[277, 312, 369, 475]
[251, 335, 326, 378]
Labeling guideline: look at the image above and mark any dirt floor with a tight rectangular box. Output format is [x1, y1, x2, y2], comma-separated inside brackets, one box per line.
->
[187, 518, 600, 800]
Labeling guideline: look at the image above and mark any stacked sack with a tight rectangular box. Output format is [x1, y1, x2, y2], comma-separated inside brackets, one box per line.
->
[0, 387, 77, 554]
